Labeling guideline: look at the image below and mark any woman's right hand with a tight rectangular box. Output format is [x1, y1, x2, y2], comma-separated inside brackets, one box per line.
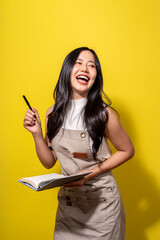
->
[23, 107, 42, 136]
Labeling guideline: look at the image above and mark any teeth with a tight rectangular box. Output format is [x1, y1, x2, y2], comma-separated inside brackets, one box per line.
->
[76, 75, 88, 81]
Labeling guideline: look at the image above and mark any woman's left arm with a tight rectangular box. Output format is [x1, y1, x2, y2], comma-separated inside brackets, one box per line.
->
[63, 107, 135, 187]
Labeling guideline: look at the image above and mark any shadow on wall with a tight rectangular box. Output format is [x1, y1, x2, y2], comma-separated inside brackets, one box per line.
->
[112, 101, 160, 240]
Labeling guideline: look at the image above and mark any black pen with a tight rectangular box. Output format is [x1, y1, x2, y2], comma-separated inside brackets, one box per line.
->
[22, 95, 37, 119]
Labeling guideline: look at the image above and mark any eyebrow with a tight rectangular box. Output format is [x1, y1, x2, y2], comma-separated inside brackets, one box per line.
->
[77, 58, 96, 64]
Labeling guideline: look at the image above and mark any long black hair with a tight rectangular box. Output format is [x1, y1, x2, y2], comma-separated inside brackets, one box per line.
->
[47, 47, 112, 159]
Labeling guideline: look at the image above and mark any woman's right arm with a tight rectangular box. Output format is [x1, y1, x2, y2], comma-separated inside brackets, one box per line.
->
[23, 107, 57, 169]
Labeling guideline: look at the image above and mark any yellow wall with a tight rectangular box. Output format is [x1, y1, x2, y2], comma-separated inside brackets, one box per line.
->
[1, 0, 160, 239]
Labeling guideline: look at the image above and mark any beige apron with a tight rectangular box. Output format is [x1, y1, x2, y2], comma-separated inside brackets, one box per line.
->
[51, 128, 125, 240]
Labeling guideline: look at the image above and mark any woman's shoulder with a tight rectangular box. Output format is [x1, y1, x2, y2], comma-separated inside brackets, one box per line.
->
[105, 105, 113, 113]
[45, 106, 54, 127]
[106, 106, 120, 125]
[102, 105, 118, 123]
[106, 106, 119, 120]
[104, 106, 120, 134]
[46, 105, 54, 117]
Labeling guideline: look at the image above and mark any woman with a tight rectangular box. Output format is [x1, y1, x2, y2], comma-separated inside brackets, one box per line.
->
[23, 47, 134, 240]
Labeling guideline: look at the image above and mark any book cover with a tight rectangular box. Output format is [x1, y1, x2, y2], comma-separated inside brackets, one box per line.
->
[18, 172, 91, 191]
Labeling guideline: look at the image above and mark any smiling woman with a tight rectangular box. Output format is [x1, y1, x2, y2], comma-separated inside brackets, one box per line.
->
[23, 47, 134, 240]
[70, 50, 97, 98]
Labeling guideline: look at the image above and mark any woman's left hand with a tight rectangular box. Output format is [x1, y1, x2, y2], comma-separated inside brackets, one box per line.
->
[63, 170, 89, 187]
[63, 178, 86, 187]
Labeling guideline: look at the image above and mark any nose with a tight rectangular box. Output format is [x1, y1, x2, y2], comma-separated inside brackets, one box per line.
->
[81, 63, 89, 72]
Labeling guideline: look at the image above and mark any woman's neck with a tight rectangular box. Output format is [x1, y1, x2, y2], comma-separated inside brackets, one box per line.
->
[71, 92, 88, 100]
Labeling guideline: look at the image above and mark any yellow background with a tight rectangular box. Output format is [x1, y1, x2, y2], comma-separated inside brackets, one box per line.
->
[1, 0, 160, 239]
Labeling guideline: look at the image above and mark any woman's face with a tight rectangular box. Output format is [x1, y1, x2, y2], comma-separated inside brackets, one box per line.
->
[70, 50, 97, 99]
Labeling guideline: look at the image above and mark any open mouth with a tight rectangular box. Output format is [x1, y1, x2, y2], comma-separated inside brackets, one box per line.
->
[76, 75, 89, 82]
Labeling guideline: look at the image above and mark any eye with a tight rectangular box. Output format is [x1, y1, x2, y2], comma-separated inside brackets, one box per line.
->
[75, 61, 82, 65]
[89, 64, 96, 68]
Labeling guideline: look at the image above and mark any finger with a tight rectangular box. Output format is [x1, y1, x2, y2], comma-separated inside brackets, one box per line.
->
[26, 109, 36, 120]
[23, 119, 36, 127]
[32, 107, 40, 121]
[63, 180, 82, 187]
[27, 108, 35, 115]
[26, 108, 37, 120]
[63, 182, 75, 187]
[24, 114, 36, 123]
[24, 116, 36, 126]
[25, 113, 36, 121]
[63, 184, 76, 187]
